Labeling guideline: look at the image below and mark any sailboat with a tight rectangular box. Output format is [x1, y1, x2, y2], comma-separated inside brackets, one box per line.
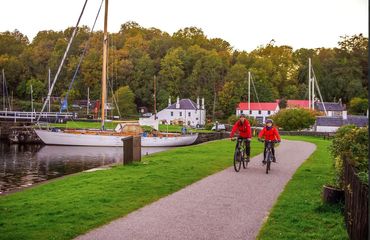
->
[34, 0, 198, 147]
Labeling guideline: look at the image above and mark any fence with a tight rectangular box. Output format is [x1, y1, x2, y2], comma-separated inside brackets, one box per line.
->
[344, 158, 368, 240]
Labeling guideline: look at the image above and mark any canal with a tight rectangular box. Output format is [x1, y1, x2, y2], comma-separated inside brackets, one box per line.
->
[0, 142, 172, 194]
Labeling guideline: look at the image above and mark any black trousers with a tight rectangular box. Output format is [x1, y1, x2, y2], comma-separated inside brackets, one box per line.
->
[263, 142, 275, 159]
[237, 138, 251, 156]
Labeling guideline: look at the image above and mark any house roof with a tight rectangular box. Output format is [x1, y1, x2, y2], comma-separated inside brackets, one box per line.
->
[316, 117, 344, 127]
[347, 115, 368, 127]
[316, 115, 368, 127]
[166, 99, 197, 110]
[286, 100, 309, 108]
[315, 102, 345, 111]
[238, 102, 278, 111]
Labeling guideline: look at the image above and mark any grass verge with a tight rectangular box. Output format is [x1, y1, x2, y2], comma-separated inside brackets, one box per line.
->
[257, 136, 348, 240]
[0, 139, 263, 240]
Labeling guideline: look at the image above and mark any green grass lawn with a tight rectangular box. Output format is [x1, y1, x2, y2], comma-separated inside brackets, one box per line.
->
[0, 139, 263, 240]
[257, 136, 348, 240]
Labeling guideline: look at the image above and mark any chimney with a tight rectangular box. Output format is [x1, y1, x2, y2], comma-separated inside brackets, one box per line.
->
[176, 97, 180, 109]
[201, 98, 205, 110]
[168, 96, 171, 107]
[196, 97, 200, 109]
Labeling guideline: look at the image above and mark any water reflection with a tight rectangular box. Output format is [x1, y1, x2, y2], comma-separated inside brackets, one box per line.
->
[0, 142, 171, 194]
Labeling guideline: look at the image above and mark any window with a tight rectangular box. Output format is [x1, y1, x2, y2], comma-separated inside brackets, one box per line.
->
[258, 110, 261, 115]
[171, 112, 173, 116]
[180, 112, 182, 117]
[196, 118, 198, 120]
[188, 112, 191, 117]
[268, 110, 271, 115]
[249, 110, 252, 114]
[241, 110, 243, 114]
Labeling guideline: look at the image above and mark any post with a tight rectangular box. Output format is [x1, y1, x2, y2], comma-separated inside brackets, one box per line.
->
[122, 136, 141, 165]
[87, 87, 90, 115]
[48, 68, 51, 112]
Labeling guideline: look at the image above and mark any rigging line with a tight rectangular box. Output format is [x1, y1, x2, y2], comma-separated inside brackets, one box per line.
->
[312, 68, 327, 116]
[3, 71, 11, 110]
[250, 73, 262, 110]
[63, 0, 104, 112]
[37, 0, 89, 122]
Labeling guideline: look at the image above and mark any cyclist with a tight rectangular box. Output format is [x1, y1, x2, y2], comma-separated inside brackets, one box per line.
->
[230, 114, 252, 161]
[258, 119, 281, 163]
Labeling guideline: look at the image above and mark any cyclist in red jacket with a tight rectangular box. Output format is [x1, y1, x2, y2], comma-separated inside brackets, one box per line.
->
[230, 114, 252, 161]
[258, 119, 281, 163]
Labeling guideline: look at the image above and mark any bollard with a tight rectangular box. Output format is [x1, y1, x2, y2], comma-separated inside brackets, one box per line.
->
[122, 136, 133, 165]
[122, 136, 141, 165]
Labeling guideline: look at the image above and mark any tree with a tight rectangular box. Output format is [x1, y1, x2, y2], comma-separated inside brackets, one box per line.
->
[113, 86, 137, 117]
[272, 108, 316, 131]
[348, 98, 368, 115]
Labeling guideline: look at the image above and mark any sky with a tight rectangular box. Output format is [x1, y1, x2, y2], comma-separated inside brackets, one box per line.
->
[0, 0, 368, 51]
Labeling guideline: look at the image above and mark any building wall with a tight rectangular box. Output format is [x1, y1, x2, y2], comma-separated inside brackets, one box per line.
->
[236, 108, 279, 123]
[155, 108, 206, 127]
[316, 126, 339, 132]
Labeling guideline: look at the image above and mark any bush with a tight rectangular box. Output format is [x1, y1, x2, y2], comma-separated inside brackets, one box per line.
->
[330, 125, 369, 186]
[205, 123, 213, 130]
[271, 108, 316, 131]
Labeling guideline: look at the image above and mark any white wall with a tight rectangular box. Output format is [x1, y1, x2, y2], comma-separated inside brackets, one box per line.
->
[237, 108, 279, 123]
[316, 126, 339, 132]
[154, 108, 206, 127]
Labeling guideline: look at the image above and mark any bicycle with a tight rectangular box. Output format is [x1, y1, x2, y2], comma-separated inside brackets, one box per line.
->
[259, 139, 278, 174]
[232, 137, 250, 172]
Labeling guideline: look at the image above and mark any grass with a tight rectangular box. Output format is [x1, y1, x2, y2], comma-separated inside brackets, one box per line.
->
[49, 121, 213, 133]
[0, 139, 264, 240]
[257, 136, 348, 240]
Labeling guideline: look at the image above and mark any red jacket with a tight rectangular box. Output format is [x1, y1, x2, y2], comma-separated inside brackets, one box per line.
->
[230, 119, 252, 138]
[258, 127, 281, 141]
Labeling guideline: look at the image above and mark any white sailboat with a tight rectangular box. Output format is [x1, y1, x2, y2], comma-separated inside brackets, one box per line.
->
[35, 0, 198, 147]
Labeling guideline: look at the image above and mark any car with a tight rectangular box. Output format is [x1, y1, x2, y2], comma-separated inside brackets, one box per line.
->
[142, 113, 153, 117]
[211, 124, 226, 131]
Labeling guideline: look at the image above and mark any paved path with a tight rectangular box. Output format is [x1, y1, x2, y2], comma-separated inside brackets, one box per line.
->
[76, 140, 316, 240]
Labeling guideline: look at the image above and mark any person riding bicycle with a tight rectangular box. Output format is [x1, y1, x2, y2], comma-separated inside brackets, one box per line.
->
[230, 114, 252, 161]
[258, 119, 281, 163]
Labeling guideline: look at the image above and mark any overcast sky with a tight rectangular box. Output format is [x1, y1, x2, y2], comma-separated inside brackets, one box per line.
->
[0, 0, 368, 51]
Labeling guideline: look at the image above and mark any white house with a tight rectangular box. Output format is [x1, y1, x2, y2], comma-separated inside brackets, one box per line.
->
[151, 97, 206, 127]
[314, 102, 346, 117]
[236, 102, 280, 124]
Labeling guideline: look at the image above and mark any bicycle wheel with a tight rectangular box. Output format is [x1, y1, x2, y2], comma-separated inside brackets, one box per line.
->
[242, 141, 248, 169]
[234, 143, 242, 172]
[266, 151, 271, 174]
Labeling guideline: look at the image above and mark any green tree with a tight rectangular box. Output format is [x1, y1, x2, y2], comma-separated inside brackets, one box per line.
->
[113, 86, 137, 117]
[349, 97, 368, 115]
[272, 108, 316, 131]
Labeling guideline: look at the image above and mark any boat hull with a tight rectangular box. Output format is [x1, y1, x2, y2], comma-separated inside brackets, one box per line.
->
[35, 130, 198, 147]
[35, 129, 127, 146]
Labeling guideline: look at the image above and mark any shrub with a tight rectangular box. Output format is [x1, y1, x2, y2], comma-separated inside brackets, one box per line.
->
[205, 123, 213, 130]
[330, 125, 368, 186]
[271, 108, 316, 131]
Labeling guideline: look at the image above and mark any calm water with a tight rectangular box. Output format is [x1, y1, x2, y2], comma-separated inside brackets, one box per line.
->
[0, 142, 171, 194]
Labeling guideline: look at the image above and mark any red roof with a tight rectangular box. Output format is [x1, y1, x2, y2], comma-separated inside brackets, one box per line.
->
[287, 100, 309, 108]
[238, 102, 278, 111]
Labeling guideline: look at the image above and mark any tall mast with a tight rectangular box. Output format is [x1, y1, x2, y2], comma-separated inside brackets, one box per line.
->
[248, 71, 251, 112]
[308, 58, 311, 110]
[2, 69, 5, 110]
[48, 68, 51, 112]
[101, 0, 108, 129]
[154, 75, 157, 118]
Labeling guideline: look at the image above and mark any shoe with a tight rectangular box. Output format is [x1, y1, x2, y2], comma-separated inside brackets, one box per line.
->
[262, 159, 266, 165]
[272, 156, 276, 162]
[245, 156, 250, 162]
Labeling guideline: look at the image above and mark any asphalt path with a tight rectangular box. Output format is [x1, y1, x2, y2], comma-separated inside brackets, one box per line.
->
[76, 139, 316, 240]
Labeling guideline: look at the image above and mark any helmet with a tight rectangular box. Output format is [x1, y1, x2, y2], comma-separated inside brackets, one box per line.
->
[266, 119, 273, 124]
[240, 114, 246, 118]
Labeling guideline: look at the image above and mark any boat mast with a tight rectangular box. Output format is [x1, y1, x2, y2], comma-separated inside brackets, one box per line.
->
[48, 68, 51, 112]
[248, 71, 251, 112]
[2, 69, 4, 110]
[154, 75, 157, 119]
[308, 58, 311, 110]
[101, 0, 108, 129]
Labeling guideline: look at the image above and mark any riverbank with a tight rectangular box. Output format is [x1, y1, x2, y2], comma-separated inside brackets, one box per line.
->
[0, 139, 264, 240]
[257, 136, 348, 239]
